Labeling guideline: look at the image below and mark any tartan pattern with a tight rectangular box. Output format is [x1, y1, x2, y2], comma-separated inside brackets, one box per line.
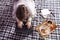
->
[0, 0, 60, 40]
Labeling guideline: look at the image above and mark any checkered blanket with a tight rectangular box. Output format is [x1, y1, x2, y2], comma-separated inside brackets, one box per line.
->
[0, 0, 60, 40]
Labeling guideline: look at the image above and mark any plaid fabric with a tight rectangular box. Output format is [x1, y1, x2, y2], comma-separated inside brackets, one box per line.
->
[0, 0, 60, 40]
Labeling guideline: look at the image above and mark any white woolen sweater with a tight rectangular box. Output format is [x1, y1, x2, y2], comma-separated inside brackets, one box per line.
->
[13, 0, 37, 22]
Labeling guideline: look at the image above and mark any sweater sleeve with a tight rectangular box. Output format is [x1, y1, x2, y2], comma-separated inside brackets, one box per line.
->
[27, 16, 32, 22]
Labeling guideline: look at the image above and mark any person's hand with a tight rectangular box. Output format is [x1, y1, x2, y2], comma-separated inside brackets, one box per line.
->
[26, 21, 32, 29]
[18, 21, 23, 28]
